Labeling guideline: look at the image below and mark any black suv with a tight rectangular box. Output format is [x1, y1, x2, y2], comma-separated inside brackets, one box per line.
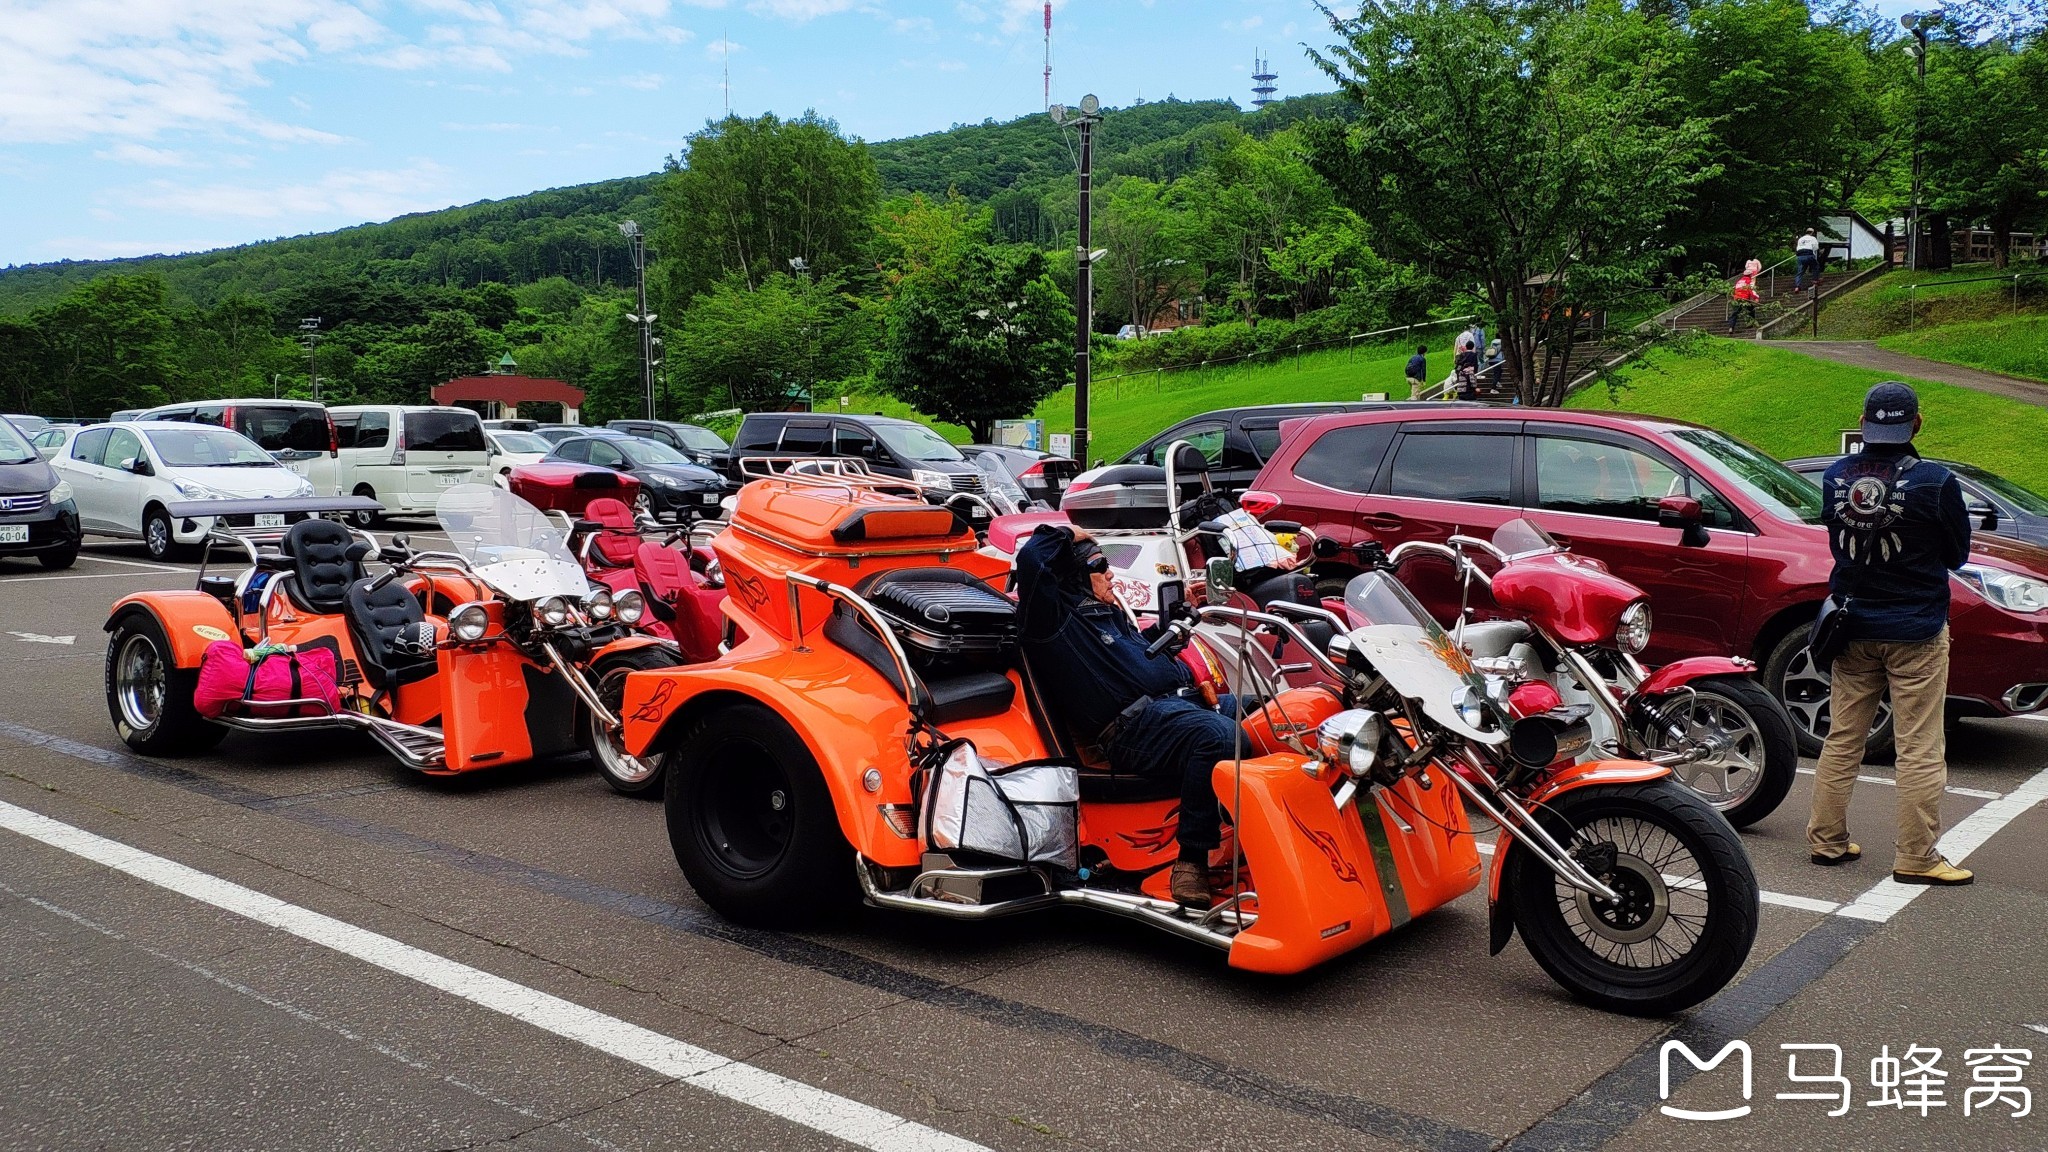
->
[726, 413, 985, 496]
[1113, 402, 1428, 495]
[606, 419, 731, 468]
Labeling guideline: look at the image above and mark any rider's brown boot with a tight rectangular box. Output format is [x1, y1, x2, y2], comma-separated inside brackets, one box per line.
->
[1170, 861, 1214, 910]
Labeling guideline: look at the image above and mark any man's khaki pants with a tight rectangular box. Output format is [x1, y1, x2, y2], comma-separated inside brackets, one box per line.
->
[1407, 376, 1425, 400]
[1808, 627, 1950, 871]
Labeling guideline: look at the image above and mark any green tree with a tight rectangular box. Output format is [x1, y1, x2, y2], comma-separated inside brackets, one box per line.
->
[1920, 30, 2048, 267]
[671, 273, 865, 415]
[653, 112, 881, 304]
[1308, 0, 1713, 405]
[1173, 128, 1332, 324]
[1097, 178, 1198, 332]
[32, 275, 181, 417]
[878, 231, 1074, 442]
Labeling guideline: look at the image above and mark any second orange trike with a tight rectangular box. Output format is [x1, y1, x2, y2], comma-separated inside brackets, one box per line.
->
[618, 471, 1759, 1013]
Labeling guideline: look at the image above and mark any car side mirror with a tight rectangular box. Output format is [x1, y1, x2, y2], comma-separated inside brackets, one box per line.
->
[1966, 500, 1998, 530]
[1657, 495, 1709, 547]
[1204, 556, 1235, 605]
[124, 457, 151, 476]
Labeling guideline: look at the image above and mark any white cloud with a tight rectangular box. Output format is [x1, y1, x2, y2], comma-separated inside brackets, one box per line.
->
[704, 37, 744, 58]
[619, 72, 665, 89]
[746, 0, 858, 19]
[95, 143, 195, 167]
[122, 160, 457, 223]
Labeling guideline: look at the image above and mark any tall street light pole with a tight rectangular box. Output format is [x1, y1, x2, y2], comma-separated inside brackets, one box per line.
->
[1902, 13, 1929, 273]
[299, 317, 321, 402]
[1050, 94, 1103, 466]
[620, 220, 656, 420]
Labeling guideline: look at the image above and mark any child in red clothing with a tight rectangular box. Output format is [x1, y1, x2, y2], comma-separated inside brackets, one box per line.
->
[1728, 258, 1763, 332]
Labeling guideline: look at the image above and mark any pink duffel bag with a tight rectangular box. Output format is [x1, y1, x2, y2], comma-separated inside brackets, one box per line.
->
[193, 641, 341, 719]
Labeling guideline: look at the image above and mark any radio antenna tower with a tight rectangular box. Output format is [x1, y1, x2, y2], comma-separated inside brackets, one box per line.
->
[1251, 52, 1278, 109]
[1042, 3, 1053, 110]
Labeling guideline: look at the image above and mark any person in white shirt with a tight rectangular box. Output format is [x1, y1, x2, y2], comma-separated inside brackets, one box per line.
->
[1795, 228, 1822, 291]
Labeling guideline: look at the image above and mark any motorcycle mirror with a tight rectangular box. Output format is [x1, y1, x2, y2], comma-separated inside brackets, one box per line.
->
[390, 533, 411, 553]
[1204, 556, 1235, 605]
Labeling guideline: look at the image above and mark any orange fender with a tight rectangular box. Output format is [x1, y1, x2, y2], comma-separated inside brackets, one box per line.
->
[620, 639, 1049, 868]
[106, 591, 237, 668]
[1486, 759, 1670, 954]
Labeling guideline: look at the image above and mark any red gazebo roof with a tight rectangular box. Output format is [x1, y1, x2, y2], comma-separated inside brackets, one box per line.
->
[432, 374, 584, 407]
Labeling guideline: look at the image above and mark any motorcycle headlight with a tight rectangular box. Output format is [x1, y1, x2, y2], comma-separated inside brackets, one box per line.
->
[1957, 564, 2048, 614]
[1315, 709, 1384, 779]
[537, 596, 571, 628]
[46, 479, 72, 504]
[1617, 601, 1652, 654]
[449, 602, 491, 643]
[701, 558, 724, 589]
[586, 588, 615, 620]
[614, 589, 645, 625]
[912, 468, 954, 492]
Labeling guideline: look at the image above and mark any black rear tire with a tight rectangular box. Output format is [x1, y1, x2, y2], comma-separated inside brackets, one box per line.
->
[584, 646, 684, 798]
[1511, 778, 1757, 1016]
[349, 486, 379, 528]
[143, 506, 190, 562]
[663, 701, 856, 926]
[1763, 628, 1895, 759]
[105, 611, 226, 756]
[38, 547, 78, 570]
[1634, 676, 1797, 829]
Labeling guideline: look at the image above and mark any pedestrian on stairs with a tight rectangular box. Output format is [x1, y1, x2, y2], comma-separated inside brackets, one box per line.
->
[1795, 229, 1822, 291]
[1728, 259, 1763, 333]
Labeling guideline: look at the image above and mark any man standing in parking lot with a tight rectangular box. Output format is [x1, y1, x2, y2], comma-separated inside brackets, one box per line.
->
[1809, 382, 1975, 885]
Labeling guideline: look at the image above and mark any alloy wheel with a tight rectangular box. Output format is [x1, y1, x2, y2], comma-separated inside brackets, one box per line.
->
[1639, 694, 1766, 811]
[114, 633, 166, 733]
[1779, 643, 1892, 745]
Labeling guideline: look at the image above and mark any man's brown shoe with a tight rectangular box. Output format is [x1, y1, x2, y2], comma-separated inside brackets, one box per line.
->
[1811, 843, 1861, 866]
[1170, 861, 1214, 909]
[1894, 858, 1974, 886]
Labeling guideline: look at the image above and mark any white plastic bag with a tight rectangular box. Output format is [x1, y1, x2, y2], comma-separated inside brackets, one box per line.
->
[921, 740, 1079, 869]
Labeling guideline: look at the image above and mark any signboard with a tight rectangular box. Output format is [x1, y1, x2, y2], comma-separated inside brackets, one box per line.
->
[1361, 391, 1389, 402]
[1840, 429, 1865, 454]
[993, 418, 1044, 451]
[1048, 433, 1073, 460]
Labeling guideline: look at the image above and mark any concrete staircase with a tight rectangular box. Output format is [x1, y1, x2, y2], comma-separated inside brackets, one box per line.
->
[1661, 261, 1887, 339]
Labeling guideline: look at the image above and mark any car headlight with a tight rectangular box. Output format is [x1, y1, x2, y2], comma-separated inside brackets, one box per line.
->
[1617, 601, 1652, 654]
[614, 589, 645, 625]
[1315, 709, 1384, 779]
[46, 480, 72, 504]
[449, 602, 491, 643]
[912, 468, 954, 491]
[649, 473, 683, 488]
[587, 587, 615, 621]
[1957, 564, 2048, 613]
[536, 596, 571, 628]
[172, 479, 226, 499]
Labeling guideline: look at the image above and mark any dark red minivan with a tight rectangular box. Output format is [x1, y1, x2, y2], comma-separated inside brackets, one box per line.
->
[1244, 408, 2048, 755]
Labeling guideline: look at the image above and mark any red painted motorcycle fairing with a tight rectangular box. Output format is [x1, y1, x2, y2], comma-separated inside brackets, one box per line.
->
[1483, 759, 1672, 954]
[1488, 552, 1645, 647]
[1635, 656, 1756, 697]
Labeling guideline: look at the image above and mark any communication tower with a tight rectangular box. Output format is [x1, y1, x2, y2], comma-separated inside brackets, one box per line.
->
[1251, 52, 1278, 109]
[1043, 3, 1053, 110]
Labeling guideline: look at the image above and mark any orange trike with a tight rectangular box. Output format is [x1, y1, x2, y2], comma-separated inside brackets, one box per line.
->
[618, 472, 1758, 1012]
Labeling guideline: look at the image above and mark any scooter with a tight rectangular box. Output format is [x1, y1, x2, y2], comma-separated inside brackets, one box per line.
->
[612, 467, 1758, 1013]
[103, 487, 681, 794]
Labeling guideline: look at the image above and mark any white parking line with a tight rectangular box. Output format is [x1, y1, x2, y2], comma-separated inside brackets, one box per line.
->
[0, 799, 986, 1152]
[0, 570, 186, 583]
[1471, 840, 1844, 915]
[1837, 763, 2048, 923]
[1795, 766, 2003, 800]
[74, 554, 185, 572]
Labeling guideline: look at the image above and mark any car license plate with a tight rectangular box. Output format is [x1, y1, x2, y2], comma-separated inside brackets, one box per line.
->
[255, 513, 285, 529]
[0, 525, 27, 544]
[700, 492, 720, 504]
[438, 474, 463, 486]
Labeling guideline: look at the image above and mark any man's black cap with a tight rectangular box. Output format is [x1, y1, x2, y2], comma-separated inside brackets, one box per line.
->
[1862, 381, 1919, 445]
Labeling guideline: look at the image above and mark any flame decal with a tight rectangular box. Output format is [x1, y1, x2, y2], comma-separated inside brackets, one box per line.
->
[1287, 802, 1371, 892]
[1116, 807, 1180, 853]
[629, 678, 677, 725]
[729, 571, 768, 609]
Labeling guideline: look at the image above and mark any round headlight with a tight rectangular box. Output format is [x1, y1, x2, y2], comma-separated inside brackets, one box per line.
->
[614, 589, 645, 625]
[1315, 709, 1384, 779]
[537, 596, 571, 628]
[450, 602, 490, 643]
[587, 588, 615, 621]
[701, 558, 724, 589]
[1617, 601, 1652, 655]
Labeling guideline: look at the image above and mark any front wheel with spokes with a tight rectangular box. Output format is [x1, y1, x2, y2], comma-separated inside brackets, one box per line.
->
[1510, 779, 1758, 1016]
[1631, 676, 1797, 828]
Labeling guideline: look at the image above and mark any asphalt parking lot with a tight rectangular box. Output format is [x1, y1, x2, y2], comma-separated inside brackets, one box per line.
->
[3, 531, 2046, 1152]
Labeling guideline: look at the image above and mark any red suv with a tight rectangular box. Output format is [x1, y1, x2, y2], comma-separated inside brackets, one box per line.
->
[1245, 408, 2048, 755]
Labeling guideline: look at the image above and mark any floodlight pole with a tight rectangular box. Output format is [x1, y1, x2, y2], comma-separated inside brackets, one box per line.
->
[621, 220, 655, 420]
[299, 318, 321, 403]
[1054, 96, 1104, 466]
[1904, 14, 1929, 273]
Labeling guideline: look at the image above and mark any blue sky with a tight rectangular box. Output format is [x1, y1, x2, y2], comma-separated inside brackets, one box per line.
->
[0, 0, 1347, 267]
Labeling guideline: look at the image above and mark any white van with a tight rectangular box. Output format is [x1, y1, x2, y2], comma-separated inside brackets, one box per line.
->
[317, 406, 491, 523]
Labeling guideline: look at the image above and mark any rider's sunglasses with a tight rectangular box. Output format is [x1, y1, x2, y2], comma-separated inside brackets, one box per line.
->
[1072, 539, 1110, 575]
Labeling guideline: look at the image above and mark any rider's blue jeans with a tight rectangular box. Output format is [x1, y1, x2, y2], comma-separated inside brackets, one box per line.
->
[1107, 694, 1247, 862]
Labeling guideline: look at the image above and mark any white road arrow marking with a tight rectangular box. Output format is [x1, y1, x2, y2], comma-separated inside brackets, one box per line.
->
[7, 632, 74, 645]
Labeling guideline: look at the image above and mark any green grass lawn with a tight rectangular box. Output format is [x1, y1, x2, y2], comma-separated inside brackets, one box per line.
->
[828, 343, 1415, 461]
[1569, 340, 2048, 495]
[1876, 314, 2048, 385]
[1813, 264, 2048, 339]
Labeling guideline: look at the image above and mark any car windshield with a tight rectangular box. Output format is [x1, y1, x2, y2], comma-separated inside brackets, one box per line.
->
[874, 422, 962, 462]
[492, 431, 553, 454]
[5, 414, 51, 435]
[618, 438, 693, 466]
[1954, 465, 2048, 515]
[0, 418, 35, 464]
[675, 425, 727, 451]
[144, 427, 278, 468]
[1671, 428, 1823, 524]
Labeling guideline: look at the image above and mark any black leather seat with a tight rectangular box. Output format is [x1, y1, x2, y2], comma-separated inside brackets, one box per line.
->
[1241, 569, 1335, 652]
[282, 519, 369, 615]
[823, 607, 1016, 725]
[343, 578, 439, 689]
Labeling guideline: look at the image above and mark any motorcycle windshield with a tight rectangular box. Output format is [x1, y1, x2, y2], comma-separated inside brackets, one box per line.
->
[1493, 517, 1561, 559]
[972, 453, 1028, 515]
[1341, 571, 1507, 745]
[436, 483, 589, 602]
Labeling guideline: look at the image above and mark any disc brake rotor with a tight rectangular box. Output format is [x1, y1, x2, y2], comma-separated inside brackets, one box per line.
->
[1573, 853, 1670, 946]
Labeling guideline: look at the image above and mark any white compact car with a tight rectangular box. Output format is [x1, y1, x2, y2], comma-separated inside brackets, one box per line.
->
[485, 429, 553, 488]
[52, 422, 316, 560]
